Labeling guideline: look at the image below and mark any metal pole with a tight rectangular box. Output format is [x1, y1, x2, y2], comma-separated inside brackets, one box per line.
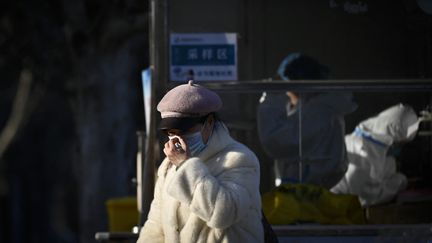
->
[139, 0, 169, 226]
[136, 130, 147, 225]
[196, 79, 432, 92]
[298, 94, 303, 183]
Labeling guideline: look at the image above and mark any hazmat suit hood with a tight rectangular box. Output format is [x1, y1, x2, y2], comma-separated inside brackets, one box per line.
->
[359, 103, 420, 145]
[331, 103, 421, 206]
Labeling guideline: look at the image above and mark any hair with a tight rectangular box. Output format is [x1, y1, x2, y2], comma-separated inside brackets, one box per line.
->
[199, 112, 220, 124]
[281, 55, 330, 102]
[283, 55, 330, 80]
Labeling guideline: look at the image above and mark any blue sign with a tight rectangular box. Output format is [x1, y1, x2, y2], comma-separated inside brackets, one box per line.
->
[170, 33, 238, 81]
[171, 45, 235, 66]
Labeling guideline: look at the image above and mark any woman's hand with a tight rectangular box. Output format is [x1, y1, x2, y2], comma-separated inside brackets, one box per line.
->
[286, 91, 299, 106]
[163, 136, 189, 167]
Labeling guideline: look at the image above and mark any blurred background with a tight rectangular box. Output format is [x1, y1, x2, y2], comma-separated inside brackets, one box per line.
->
[1, 0, 432, 243]
[0, 0, 147, 242]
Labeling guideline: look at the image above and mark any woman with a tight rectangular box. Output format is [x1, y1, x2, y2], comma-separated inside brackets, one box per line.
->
[137, 80, 264, 243]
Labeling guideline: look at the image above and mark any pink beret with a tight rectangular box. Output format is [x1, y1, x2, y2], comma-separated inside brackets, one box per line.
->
[157, 81, 222, 118]
[157, 81, 222, 130]
[157, 80, 222, 118]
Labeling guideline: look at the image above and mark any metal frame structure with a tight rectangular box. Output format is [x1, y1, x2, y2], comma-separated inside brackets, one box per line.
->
[138, 0, 169, 224]
[95, 0, 432, 241]
[196, 79, 432, 93]
[130, 0, 432, 241]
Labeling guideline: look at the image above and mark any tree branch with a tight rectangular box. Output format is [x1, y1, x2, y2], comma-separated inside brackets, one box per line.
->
[0, 69, 33, 159]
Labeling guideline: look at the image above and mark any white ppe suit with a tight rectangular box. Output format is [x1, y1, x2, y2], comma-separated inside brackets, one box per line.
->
[331, 103, 420, 206]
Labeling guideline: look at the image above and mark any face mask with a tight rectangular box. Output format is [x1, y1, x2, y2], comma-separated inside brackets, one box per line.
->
[182, 131, 206, 156]
[168, 125, 207, 156]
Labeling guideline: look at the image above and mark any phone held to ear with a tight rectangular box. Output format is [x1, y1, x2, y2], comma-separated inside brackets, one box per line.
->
[174, 142, 183, 151]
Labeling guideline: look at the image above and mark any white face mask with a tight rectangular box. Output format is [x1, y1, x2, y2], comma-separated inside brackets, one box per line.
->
[168, 125, 207, 156]
[182, 131, 207, 156]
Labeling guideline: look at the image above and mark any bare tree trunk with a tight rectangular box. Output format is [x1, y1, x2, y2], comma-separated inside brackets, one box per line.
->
[71, 36, 146, 243]
[0, 70, 33, 159]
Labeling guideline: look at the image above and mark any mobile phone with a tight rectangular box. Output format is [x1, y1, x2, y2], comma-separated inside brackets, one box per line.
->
[174, 142, 183, 151]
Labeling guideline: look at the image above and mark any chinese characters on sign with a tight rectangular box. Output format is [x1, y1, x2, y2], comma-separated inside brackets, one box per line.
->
[170, 33, 238, 81]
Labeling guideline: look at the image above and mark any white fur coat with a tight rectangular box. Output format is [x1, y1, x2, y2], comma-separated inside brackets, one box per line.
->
[137, 122, 264, 243]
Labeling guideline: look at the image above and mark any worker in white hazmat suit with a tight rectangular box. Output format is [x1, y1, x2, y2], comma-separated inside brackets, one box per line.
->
[331, 103, 421, 206]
